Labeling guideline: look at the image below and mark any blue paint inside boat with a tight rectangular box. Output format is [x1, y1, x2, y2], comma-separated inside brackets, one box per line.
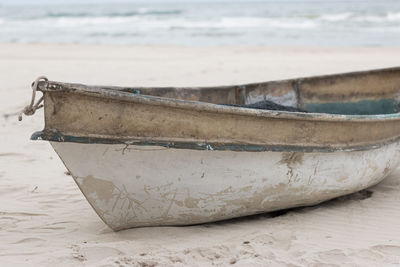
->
[306, 99, 400, 115]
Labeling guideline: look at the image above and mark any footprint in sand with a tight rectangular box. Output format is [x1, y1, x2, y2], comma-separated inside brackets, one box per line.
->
[72, 246, 125, 263]
[371, 245, 400, 256]
[350, 249, 384, 261]
[316, 249, 352, 265]
[271, 230, 295, 250]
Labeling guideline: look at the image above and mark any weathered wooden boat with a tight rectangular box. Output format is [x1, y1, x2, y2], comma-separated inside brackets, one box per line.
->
[21, 67, 400, 231]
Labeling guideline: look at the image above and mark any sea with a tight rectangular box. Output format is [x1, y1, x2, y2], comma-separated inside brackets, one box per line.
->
[0, 0, 400, 46]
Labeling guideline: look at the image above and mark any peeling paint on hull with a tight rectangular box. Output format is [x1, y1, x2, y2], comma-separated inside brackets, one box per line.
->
[51, 141, 400, 231]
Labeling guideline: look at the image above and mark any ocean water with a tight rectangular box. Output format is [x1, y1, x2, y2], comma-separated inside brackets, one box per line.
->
[0, 1, 400, 46]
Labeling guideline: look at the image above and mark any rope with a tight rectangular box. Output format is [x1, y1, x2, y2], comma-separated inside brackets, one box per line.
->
[18, 76, 48, 121]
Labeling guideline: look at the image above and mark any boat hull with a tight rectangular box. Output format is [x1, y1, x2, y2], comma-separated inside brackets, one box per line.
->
[51, 141, 400, 230]
[25, 68, 400, 230]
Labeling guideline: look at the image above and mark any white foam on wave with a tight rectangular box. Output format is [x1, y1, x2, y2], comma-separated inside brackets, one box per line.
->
[1, 2, 399, 46]
[28, 15, 319, 30]
[387, 12, 400, 21]
[180, 17, 318, 29]
[353, 12, 400, 23]
[263, 19, 317, 29]
[38, 16, 138, 27]
[315, 12, 400, 23]
[319, 13, 353, 22]
[6, 11, 400, 32]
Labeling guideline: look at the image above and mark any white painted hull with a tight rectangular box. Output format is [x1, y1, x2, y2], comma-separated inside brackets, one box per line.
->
[51, 141, 400, 230]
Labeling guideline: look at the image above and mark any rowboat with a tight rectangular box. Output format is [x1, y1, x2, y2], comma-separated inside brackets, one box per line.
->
[21, 67, 400, 231]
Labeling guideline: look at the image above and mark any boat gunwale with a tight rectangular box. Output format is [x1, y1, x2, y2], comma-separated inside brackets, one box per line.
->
[32, 130, 400, 153]
[38, 66, 400, 123]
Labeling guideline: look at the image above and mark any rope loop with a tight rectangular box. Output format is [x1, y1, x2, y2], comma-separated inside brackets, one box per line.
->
[18, 76, 48, 121]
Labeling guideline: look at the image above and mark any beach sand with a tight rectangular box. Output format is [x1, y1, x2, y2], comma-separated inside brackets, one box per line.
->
[1, 43, 400, 266]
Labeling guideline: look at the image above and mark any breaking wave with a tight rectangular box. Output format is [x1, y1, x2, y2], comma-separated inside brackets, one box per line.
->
[0, 1, 399, 46]
[44, 8, 183, 18]
[318, 12, 400, 22]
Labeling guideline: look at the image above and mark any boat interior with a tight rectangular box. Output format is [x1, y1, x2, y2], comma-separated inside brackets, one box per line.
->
[118, 67, 400, 115]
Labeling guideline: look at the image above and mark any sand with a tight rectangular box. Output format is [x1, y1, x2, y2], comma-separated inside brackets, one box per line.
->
[1, 43, 400, 266]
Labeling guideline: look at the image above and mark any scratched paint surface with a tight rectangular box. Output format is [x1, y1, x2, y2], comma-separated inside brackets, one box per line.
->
[50, 141, 400, 230]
